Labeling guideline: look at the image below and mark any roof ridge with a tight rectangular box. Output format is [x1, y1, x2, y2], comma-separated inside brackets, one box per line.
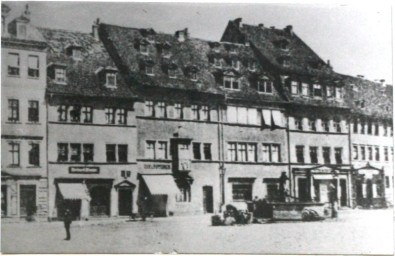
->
[38, 26, 91, 35]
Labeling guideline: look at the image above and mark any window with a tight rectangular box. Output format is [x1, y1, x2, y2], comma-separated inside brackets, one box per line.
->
[310, 147, 318, 164]
[296, 146, 304, 163]
[28, 101, 39, 122]
[247, 143, 257, 162]
[263, 144, 281, 163]
[385, 176, 390, 188]
[375, 147, 380, 161]
[204, 143, 212, 160]
[223, 76, 239, 90]
[145, 66, 154, 75]
[313, 84, 322, 97]
[145, 101, 155, 117]
[334, 120, 341, 133]
[232, 59, 240, 70]
[117, 108, 127, 125]
[323, 147, 330, 164]
[168, 69, 176, 78]
[228, 143, 237, 161]
[201, 105, 210, 121]
[118, 145, 128, 162]
[105, 108, 115, 124]
[232, 182, 253, 201]
[55, 68, 66, 83]
[353, 120, 358, 133]
[238, 143, 247, 162]
[384, 147, 389, 161]
[8, 53, 20, 76]
[174, 103, 183, 119]
[249, 61, 256, 71]
[322, 119, 330, 132]
[190, 72, 197, 81]
[353, 145, 358, 160]
[214, 57, 221, 67]
[367, 146, 373, 161]
[106, 144, 116, 162]
[335, 148, 342, 164]
[301, 83, 309, 96]
[146, 141, 155, 159]
[271, 144, 280, 162]
[258, 79, 273, 94]
[9, 142, 20, 166]
[326, 85, 334, 98]
[155, 102, 166, 118]
[69, 106, 81, 123]
[140, 44, 148, 54]
[335, 87, 343, 99]
[367, 121, 372, 135]
[383, 124, 388, 136]
[191, 105, 199, 120]
[81, 106, 93, 123]
[28, 143, 40, 166]
[106, 73, 117, 87]
[83, 144, 94, 162]
[262, 144, 270, 162]
[193, 143, 201, 160]
[361, 146, 366, 160]
[291, 81, 299, 94]
[70, 144, 81, 162]
[28, 55, 39, 78]
[58, 105, 68, 121]
[295, 118, 303, 130]
[360, 121, 366, 134]
[72, 49, 82, 60]
[308, 119, 316, 131]
[8, 99, 19, 122]
[156, 142, 167, 159]
[266, 182, 279, 201]
[57, 143, 68, 162]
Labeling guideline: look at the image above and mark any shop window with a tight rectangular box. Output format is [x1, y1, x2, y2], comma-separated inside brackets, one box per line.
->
[232, 182, 253, 201]
[28, 143, 40, 166]
[7, 53, 20, 76]
[258, 79, 273, 94]
[58, 105, 68, 121]
[28, 101, 39, 122]
[228, 143, 237, 161]
[191, 105, 199, 120]
[322, 147, 331, 164]
[28, 55, 39, 78]
[360, 146, 366, 160]
[367, 146, 373, 161]
[375, 147, 380, 161]
[118, 145, 128, 162]
[247, 144, 257, 162]
[145, 101, 155, 117]
[9, 142, 20, 166]
[352, 145, 358, 160]
[335, 147, 343, 164]
[8, 99, 19, 122]
[81, 106, 93, 123]
[263, 144, 281, 163]
[83, 144, 94, 162]
[223, 76, 240, 90]
[203, 143, 212, 160]
[106, 144, 116, 162]
[201, 105, 210, 121]
[156, 142, 167, 159]
[145, 141, 156, 159]
[174, 103, 183, 119]
[310, 147, 318, 164]
[70, 144, 81, 162]
[193, 143, 201, 160]
[105, 108, 116, 124]
[69, 106, 81, 123]
[57, 143, 68, 162]
[384, 147, 389, 161]
[55, 68, 66, 83]
[117, 108, 127, 124]
[296, 146, 304, 163]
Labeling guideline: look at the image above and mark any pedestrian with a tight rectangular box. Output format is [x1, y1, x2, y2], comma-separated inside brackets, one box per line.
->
[63, 208, 73, 240]
[329, 183, 338, 218]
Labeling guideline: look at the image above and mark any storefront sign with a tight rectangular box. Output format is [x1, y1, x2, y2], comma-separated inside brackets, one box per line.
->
[143, 164, 171, 170]
[311, 167, 333, 174]
[69, 166, 100, 174]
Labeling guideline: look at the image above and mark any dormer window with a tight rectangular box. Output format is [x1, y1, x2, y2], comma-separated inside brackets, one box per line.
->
[146, 66, 154, 76]
[190, 72, 197, 81]
[168, 68, 177, 79]
[335, 87, 343, 99]
[66, 45, 83, 61]
[18, 24, 27, 38]
[140, 44, 148, 55]
[224, 76, 240, 90]
[95, 66, 118, 88]
[258, 78, 273, 94]
[282, 59, 290, 67]
[313, 84, 322, 97]
[72, 49, 82, 60]
[106, 73, 117, 87]
[162, 48, 170, 56]
[301, 83, 309, 96]
[232, 59, 240, 70]
[248, 61, 256, 71]
[147, 35, 155, 43]
[214, 58, 222, 68]
[291, 81, 299, 95]
[55, 68, 66, 83]
[326, 85, 334, 98]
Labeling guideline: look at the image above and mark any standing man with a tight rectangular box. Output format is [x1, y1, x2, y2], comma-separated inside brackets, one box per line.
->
[63, 208, 73, 240]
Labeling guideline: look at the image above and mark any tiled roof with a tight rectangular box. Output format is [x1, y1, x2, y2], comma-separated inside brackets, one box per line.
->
[99, 23, 286, 105]
[38, 27, 137, 99]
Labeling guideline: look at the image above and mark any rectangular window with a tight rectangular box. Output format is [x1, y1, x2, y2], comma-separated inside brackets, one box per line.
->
[55, 68, 66, 83]
[193, 143, 201, 160]
[156, 142, 167, 159]
[145, 66, 154, 75]
[69, 106, 81, 123]
[385, 176, 390, 188]
[310, 147, 318, 164]
[308, 119, 316, 131]
[375, 147, 380, 161]
[83, 144, 94, 162]
[70, 144, 81, 162]
[81, 106, 93, 123]
[353, 120, 358, 133]
[296, 146, 304, 163]
[323, 147, 331, 164]
[28, 101, 39, 122]
[368, 146, 373, 161]
[28, 55, 39, 78]
[57, 143, 68, 162]
[232, 182, 253, 201]
[322, 119, 330, 132]
[291, 81, 299, 94]
[313, 84, 322, 97]
[140, 44, 148, 54]
[8, 99, 19, 122]
[228, 143, 237, 161]
[335, 87, 343, 99]
[295, 118, 303, 130]
[105, 108, 115, 124]
[262, 144, 270, 162]
[271, 144, 280, 163]
[72, 49, 82, 60]
[334, 120, 341, 133]
[232, 59, 239, 70]
[247, 143, 257, 162]
[106, 144, 116, 162]
[335, 147, 342, 164]
[118, 144, 128, 162]
[58, 105, 68, 121]
[8, 53, 20, 76]
[146, 141, 155, 159]
[223, 77, 239, 90]
[201, 105, 210, 121]
[301, 83, 309, 96]
[203, 143, 212, 160]
[106, 73, 117, 87]
[117, 108, 127, 124]
[383, 125, 388, 136]
[238, 143, 247, 162]
[353, 145, 358, 160]
[145, 101, 155, 117]
[9, 142, 20, 166]
[156, 102, 167, 118]
[326, 85, 333, 98]
[191, 105, 199, 120]
[214, 57, 221, 67]
[367, 122, 372, 135]
[361, 146, 366, 160]
[27, 143, 40, 166]
[384, 147, 389, 161]
[258, 79, 273, 94]
[174, 103, 183, 119]
[361, 122, 365, 134]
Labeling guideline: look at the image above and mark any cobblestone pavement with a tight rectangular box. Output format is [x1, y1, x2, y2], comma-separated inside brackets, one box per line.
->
[1, 209, 393, 254]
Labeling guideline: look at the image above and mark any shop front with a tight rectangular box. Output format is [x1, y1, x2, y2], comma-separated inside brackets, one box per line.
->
[293, 165, 350, 207]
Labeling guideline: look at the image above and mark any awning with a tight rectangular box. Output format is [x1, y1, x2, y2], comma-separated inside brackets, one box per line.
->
[261, 109, 271, 127]
[272, 110, 284, 127]
[141, 174, 180, 195]
[58, 183, 91, 201]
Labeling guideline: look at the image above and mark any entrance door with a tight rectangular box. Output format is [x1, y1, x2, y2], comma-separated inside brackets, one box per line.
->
[203, 186, 213, 213]
[90, 186, 110, 216]
[2, 185, 7, 217]
[20, 185, 36, 217]
[118, 188, 133, 216]
[340, 179, 347, 206]
[298, 178, 309, 202]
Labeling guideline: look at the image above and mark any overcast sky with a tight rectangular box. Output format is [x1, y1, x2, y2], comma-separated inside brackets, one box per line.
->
[4, 2, 393, 83]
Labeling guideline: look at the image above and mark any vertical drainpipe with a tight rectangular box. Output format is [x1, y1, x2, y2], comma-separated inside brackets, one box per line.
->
[217, 102, 225, 212]
[46, 93, 50, 221]
[286, 109, 293, 198]
[347, 112, 353, 207]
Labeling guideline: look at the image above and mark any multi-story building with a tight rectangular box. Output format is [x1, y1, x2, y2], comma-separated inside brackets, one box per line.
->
[1, 5, 48, 219]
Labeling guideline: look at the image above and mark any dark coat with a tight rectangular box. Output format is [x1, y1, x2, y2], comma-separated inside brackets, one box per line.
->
[63, 209, 73, 225]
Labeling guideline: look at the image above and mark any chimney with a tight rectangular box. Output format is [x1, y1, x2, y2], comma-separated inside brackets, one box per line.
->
[380, 79, 386, 87]
[327, 59, 331, 67]
[270, 26, 275, 29]
[22, 4, 31, 21]
[258, 23, 264, 29]
[92, 18, 100, 40]
[357, 75, 365, 79]
[284, 25, 293, 36]
[234, 18, 242, 28]
[175, 28, 188, 42]
[2, 3, 11, 36]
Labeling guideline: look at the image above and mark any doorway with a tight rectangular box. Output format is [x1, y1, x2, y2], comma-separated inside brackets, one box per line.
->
[340, 179, 347, 206]
[118, 188, 133, 216]
[90, 186, 110, 216]
[202, 186, 213, 213]
[298, 178, 309, 202]
[19, 185, 36, 217]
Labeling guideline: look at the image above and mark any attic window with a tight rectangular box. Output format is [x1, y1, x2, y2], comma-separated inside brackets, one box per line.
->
[147, 35, 155, 43]
[140, 44, 148, 55]
[145, 66, 154, 76]
[258, 78, 273, 94]
[232, 60, 240, 70]
[335, 87, 343, 99]
[17, 24, 27, 38]
[190, 72, 197, 81]
[282, 59, 290, 67]
[214, 58, 222, 68]
[224, 76, 240, 90]
[313, 84, 322, 97]
[248, 61, 256, 71]
[106, 73, 117, 87]
[162, 48, 170, 56]
[55, 68, 66, 83]
[73, 49, 82, 60]
[168, 68, 177, 79]
[326, 85, 334, 98]
[291, 81, 299, 95]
